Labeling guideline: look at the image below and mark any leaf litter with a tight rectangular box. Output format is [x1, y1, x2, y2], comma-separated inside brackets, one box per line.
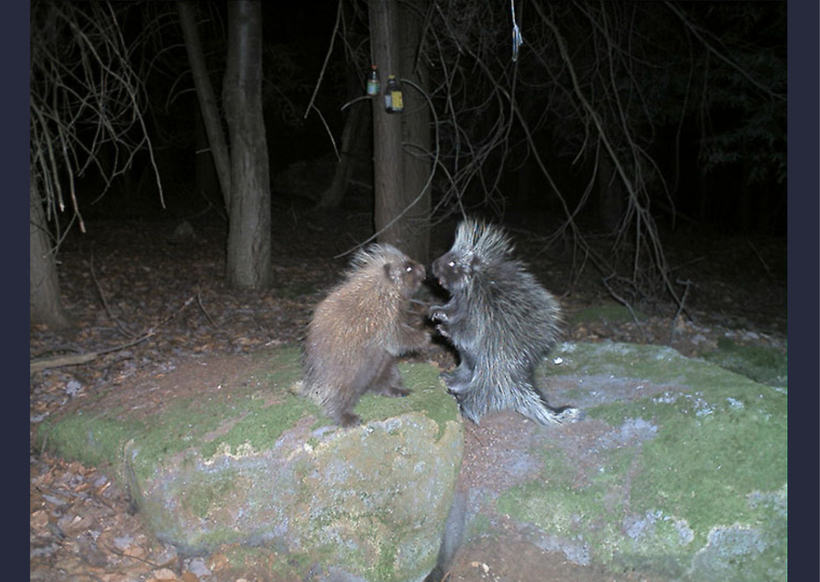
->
[30, 214, 785, 581]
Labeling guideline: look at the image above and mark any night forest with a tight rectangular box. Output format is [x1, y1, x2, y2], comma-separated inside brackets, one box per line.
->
[30, 0, 787, 326]
[28, 1, 802, 581]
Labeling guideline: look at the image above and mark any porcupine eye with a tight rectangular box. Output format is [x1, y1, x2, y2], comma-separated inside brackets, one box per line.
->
[441, 257, 467, 290]
[403, 261, 422, 283]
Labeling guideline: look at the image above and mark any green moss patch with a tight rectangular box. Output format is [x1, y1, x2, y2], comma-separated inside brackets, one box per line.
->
[355, 361, 458, 440]
[37, 413, 144, 469]
[543, 340, 786, 395]
[37, 347, 459, 485]
[498, 342, 786, 580]
[702, 337, 787, 387]
[36, 345, 319, 482]
[35, 344, 462, 576]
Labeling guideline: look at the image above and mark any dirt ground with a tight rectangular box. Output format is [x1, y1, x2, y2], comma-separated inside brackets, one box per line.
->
[29, 210, 786, 582]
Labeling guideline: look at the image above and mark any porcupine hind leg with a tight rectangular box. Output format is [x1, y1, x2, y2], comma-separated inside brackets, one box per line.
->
[441, 366, 471, 392]
[323, 386, 364, 428]
[515, 382, 583, 425]
[441, 350, 475, 394]
[448, 368, 495, 424]
[368, 354, 411, 397]
[452, 390, 484, 424]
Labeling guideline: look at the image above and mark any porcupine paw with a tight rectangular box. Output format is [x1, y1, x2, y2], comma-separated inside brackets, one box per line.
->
[441, 371, 470, 393]
[434, 324, 451, 339]
[338, 412, 362, 427]
[429, 308, 449, 324]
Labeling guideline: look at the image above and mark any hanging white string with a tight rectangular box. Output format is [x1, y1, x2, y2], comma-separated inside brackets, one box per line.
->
[510, 0, 523, 61]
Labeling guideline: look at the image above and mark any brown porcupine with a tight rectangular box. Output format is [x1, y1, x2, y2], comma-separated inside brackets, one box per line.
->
[302, 244, 430, 427]
[429, 218, 582, 425]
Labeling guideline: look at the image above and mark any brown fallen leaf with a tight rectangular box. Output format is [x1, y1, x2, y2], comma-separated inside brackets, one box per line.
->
[149, 567, 179, 581]
[31, 509, 49, 530]
[207, 552, 229, 572]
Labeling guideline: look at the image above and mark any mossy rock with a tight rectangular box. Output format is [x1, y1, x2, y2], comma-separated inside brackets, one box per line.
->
[701, 337, 787, 387]
[36, 346, 463, 582]
[486, 341, 786, 581]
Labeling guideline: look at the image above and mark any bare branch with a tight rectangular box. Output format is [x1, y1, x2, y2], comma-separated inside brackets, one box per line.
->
[30, 0, 164, 248]
[663, 1, 785, 102]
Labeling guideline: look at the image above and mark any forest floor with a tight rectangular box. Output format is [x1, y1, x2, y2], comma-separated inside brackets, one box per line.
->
[29, 209, 787, 582]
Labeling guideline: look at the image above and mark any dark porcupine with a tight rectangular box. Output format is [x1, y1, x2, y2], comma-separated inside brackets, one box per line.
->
[302, 244, 430, 427]
[429, 218, 582, 425]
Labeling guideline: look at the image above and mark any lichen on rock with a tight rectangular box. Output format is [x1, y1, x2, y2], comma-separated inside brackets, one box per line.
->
[37, 347, 463, 582]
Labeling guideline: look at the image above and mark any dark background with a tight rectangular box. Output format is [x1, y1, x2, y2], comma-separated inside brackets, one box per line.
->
[55, 1, 786, 236]
[19, 1, 817, 580]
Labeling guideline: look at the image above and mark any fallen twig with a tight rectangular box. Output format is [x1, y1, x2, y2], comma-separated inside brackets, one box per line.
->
[30, 295, 195, 374]
[747, 240, 774, 280]
[90, 251, 136, 338]
[602, 273, 648, 343]
[30, 332, 155, 374]
[196, 291, 218, 327]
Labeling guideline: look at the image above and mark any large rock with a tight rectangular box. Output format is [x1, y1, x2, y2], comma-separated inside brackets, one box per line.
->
[37, 346, 463, 582]
[452, 341, 786, 581]
[36, 340, 786, 580]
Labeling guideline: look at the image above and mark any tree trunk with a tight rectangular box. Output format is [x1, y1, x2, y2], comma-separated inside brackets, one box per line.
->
[30, 180, 69, 329]
[397, 0, 431, 262]
[368, 0, 431, 262]
[369, 0, 406, 249]
[223, 0, 272, 289]
[178, 0, 232, 211]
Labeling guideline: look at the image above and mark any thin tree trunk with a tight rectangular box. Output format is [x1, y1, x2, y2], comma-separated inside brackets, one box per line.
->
[369, 0, 406, 249]
[178, 0, 232, 211]
[398, 0, 431, 262]
[223, 0, 272, 289]
[30, 180, 69, 329]
[369, 0, 431, 261]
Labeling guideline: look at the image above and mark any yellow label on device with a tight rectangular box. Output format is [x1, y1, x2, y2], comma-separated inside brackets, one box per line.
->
[391, 91, 403, 110]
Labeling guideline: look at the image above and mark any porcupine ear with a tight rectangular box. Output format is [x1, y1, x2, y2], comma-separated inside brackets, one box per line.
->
[383, 262, 396, 282]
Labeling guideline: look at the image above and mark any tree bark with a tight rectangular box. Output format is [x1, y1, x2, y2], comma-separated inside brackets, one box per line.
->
[223, 0, 272, 289]
[178, 0, 232, 211]
[398, 0, 431, 262]
[369, 0, 407, 247]
[368, 0, 431, 262]
[30, 180, 69, 329]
